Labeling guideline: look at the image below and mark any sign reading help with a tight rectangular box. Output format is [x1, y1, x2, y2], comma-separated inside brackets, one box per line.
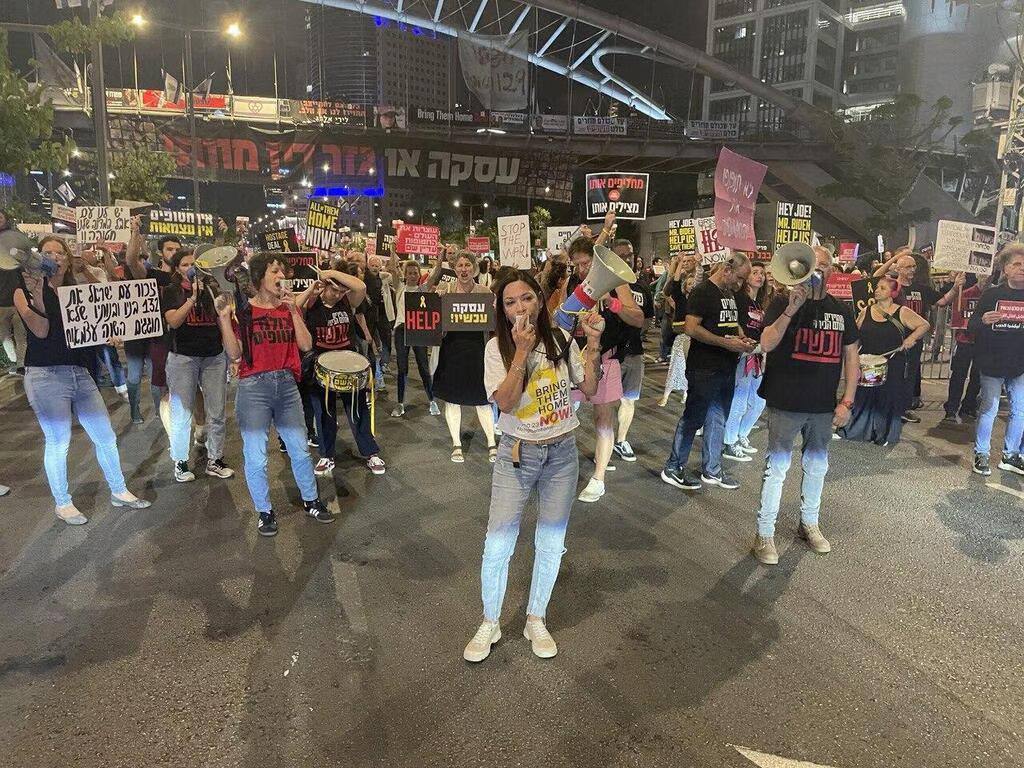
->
[497, 215, 531, 269]
[58, 279, 162, 348]
[667, 219, 697, 253]
[713, 147, 766, 251]
[404, 291, 443, 346]
[442, 293, 495, 332]
[76, 206, 131, 246]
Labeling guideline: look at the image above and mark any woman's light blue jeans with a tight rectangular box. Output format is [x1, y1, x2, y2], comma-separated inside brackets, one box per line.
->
[166, 351, 228, 463]
[480, 433, 579, 622]
[24, 365, 128, 507]
[235, 370, 319, 514]
[724, 357, 766, 446]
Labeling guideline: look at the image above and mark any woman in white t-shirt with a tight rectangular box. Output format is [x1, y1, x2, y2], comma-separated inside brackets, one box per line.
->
[463, 271, 602, 663]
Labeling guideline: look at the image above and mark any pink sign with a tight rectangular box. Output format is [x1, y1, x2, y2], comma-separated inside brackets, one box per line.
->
[826, 272, 857, 301]
[467, 236, 491, 254]
[395, 224, 441, 257]
[713, 147, 767, 251]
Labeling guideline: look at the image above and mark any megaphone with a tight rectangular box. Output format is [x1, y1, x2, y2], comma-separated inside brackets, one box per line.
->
[0, 229, 34, 270]
[194, 244, 241, 298]
[769, 241, 819, 287]
[554, 243, 637, 331]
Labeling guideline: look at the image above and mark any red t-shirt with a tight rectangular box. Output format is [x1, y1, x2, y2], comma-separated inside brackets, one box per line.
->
[235, 304, 302, 381]
[951, 285, 982, 345]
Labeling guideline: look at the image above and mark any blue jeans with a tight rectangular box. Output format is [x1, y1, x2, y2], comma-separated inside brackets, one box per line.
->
[96, 344, 126, 388]
[305, 381, 380, 459]
[235, 370, 319, 513]
[664, 367, 735, 477]
[756, 408, 833, 537]
[393, 325, 434, 404]
[24, 365, 128, 507]
[723, 357, 766, 445]
[166, 351, 228, 463]
[975, 372, 1024, 456]
[481, 433, 579, 621]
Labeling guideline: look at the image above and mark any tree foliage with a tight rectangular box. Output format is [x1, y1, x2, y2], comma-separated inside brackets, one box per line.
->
[109, 148, 176, 204]
[529, 205, 552, 245]
[0, 31, 74, 177]
[48, 13, 135, 55]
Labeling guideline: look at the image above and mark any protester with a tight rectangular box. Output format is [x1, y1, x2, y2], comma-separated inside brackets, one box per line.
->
[477, 257, 494, 289]
[297, 268, 386, 476]
[365, 255, 393, 387]
[13, 235, 151, 524]
[752, 246, 859, 564]
[0, 209, 26, 375]
[661, 252, 754, 492]
[839, 276, 929, 446]
[970, 244, 1024, 476]
[162, 249, 233, 482]
[216, 252, 333, 536]
[566, 237, 644, 502]
[659, 272, 694, 407]
[426, 251, 497, 462]
[463, 271, 602, 663]
[655, 253, 696, 362]
[388, 259, 439, 417]
[943, 273, 986, 423]
[722, 261, 770, 461]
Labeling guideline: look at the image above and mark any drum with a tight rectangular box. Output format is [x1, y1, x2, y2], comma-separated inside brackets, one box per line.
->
[858, 353, 889, 388]
[314, 350, 376, 435]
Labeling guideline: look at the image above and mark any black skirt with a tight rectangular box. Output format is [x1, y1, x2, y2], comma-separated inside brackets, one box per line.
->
[432, 331, 489, 406]
[839, 352, 908, 445]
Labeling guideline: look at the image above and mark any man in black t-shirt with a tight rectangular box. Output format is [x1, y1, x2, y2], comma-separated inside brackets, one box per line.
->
[753, 247, 860, 565]
[661, 252, 754, 492]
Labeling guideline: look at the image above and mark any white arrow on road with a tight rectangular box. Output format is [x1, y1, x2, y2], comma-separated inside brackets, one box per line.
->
[731, 744, 839, 768]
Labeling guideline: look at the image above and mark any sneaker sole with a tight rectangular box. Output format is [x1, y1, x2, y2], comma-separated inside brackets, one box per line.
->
[722, 453, 752, 462]
[972, 466, 992, 476]
[660, 470, 700, 490]
[369, 468, 386, 475]
[464, 629, 501, 662]
[314, 468, 334, 477]
[752, 551, 779, 565]
[258, 527, 278, 537]
[306, 515, 336, 524]
[205, 470, 234, 478]
[577, 491, 605, 503]
[702, 475, 739, 489]
[997, 462, 1024, 476]
[175, 475, 195, 483]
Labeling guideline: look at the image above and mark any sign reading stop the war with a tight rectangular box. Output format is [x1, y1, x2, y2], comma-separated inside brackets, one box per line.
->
[395, 224, 441, 257]
[713, 147, 766, 251]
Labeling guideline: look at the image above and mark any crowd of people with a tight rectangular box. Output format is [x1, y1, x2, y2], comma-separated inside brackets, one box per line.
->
[1, 205, 1022, 662]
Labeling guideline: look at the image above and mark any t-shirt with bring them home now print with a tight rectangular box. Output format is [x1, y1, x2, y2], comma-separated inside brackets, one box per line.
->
[484, 330, 585, 441]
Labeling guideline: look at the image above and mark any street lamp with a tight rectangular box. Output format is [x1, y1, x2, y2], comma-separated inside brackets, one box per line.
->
[453, 199, 461, 208]
[225, 21, 242, 39]
[130, 13, 146, 27]
[406, 209, 415, 218]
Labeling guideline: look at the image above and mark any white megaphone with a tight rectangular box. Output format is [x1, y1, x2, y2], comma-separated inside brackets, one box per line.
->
[554, 243, 637, 331]
[769, 241, 820, 288]
[194, 244, 241, 298]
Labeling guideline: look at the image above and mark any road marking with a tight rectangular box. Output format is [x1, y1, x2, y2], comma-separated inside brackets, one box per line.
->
[986, 482, 1024, 501]
[731, 744, 838, 768]
[331, 557, 369, 635]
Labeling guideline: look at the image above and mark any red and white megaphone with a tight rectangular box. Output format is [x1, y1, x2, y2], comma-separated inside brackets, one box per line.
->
[554, 244, 637, 331]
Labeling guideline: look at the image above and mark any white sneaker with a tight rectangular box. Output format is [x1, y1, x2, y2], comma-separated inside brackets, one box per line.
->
[523, 618, 558, 658]
[429, 401, 441, 416]
[366, 455, 386, 475]
[205, 458, 235, 478]
[115, 384, 128, 399]
[314, 458, 335, 476]
[174, 460, 195, 483]
[577, 477, 605, 503]
[391, 404, 406, 417]
[463, 620, 501, 662]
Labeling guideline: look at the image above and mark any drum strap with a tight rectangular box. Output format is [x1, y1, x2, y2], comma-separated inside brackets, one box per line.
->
[323, 373, 376, 437]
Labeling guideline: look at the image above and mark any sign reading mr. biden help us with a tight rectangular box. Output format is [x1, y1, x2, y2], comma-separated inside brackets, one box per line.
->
[58, 279, 162, 348]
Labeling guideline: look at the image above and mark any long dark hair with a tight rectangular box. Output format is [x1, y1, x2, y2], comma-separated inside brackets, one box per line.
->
[169, 248, 216, 313]
[493, 270, 567, 373]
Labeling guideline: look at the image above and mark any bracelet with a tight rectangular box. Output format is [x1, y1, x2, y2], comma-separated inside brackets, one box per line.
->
[510, 362, 527, 375]
[783, 310, 796, 319]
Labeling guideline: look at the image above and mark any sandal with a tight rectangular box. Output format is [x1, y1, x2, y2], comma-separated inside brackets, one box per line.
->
[488, 445, 497, 463]
[450, 446, 465, 463]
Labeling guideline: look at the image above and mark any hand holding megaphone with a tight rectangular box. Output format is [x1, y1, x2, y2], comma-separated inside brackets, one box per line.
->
[580, 311, 605, 340]
[787, 283, 809, 316]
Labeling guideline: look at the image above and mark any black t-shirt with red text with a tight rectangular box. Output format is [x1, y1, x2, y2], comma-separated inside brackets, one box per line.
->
[759, 294, 860, 413]
[895, 283, 941, 318]
[162, 282, 222, 357]
[305, 296, 357, 353]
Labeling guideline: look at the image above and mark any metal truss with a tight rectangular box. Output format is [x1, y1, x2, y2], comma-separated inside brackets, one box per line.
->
[299, 0, 822, 131]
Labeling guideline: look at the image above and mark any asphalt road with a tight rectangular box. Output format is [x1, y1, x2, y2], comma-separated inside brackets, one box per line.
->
[0, 369, 1021, 768]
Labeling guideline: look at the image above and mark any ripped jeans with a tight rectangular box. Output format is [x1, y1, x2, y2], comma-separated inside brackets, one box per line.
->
[480, 432, 579, 621]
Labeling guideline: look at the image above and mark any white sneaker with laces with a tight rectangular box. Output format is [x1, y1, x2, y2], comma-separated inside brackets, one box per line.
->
[391, 404, 406, 417]
[524, 618, 558, 658]
[429, 401, 441, 416]
[314, 458, 335, 476]
[577, 477, 605, 503]
[366, 455, 386, 475]
[463, 620, 501, 662]
[737, 436, 757, 454]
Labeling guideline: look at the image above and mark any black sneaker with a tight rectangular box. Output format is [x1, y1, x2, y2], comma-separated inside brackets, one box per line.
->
[303, 499, 335, 524]
[900, 411, 921, 424]
[257, 510, 278, 537]
[941, 413, 961, 425]
[174, 460, 195, 483]
[722, 443, 752, 462]
[612, 441, 637, 462]
[998, 453, 1024, 476]
[909, 398, 923, 410]
[702, 471, 739, 490]
[973, 453, 992, 476]
[661, 467, 701, 490]
[960, 410, 978, 421]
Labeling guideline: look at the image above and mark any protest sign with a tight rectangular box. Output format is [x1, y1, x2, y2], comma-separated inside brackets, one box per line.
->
[774, 202, 812, 251]
[76, 206, 130, 245]
[282, 252, 319, 293]
[58, 279, 162, 348]
[951, 290, 980, 330]
[934, 220, 997, 276]
[51, 203, 76, 233]
[497, 215, 531, 268]
[546, 226, 579, 255]
[850, 277, 880, 314]
[144, 209, 214, 239]
[438, 267, 458, 288]
[713, 147, 767, 251]
[17, 223, 53, 238]
[374, 225, 397, 257]
[404, 292, 443, 346]
[258, 227, 300, 252]
[395, 224, 441, 257]
[458, 32, 529, 111]
[304, 200, 340, 253]
[467, 236, 491, 254]
[365, 236, 376, 256]
[573, 117, 628, 136]
[826, 272, 857, 301]
[115, 199, 156, 216]
[442, 293, 496, 332]
[994, 300, 1024, 331]
[838, 242, 860, 264]
[694, 216, 728, 265]
[585, 173, 649, 221]
[667, 219, 697, 254]
[685, 120, 739, 140]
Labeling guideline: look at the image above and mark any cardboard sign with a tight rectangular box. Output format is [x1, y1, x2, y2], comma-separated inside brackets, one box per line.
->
[17, 223, 53, 238]
[51, 203, 76, 233]
[774, 202, 812, 251]
[994, 300, 1024, 331]
[667, 219, 697, 254]
[838, 242, 860, 264]
[713, 147, 766, 251]
[826, 272, 857, 301]
[144, 209, 214, 239]
[281, 252, 319, 293]
[467, 236, 491, 254]
[258, 227, 300, 252]
[850, 277, 880, 315]
[441, 292, 495, 332]
[304, 200, 340, 253]
[694, 216, 728, 265]
[546, 226, 579, 255]
[365, 236, 376, 256]
[934, 220, 996, 276]
[374, 225, 396, 257]
[395, 224, 441, 257]
[76, 206, 131, 245]
[497, 215, 531, 269]
[585, 173, 649, 221]
[57, 279, 162, 348]
[404, 291, 443, 346]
